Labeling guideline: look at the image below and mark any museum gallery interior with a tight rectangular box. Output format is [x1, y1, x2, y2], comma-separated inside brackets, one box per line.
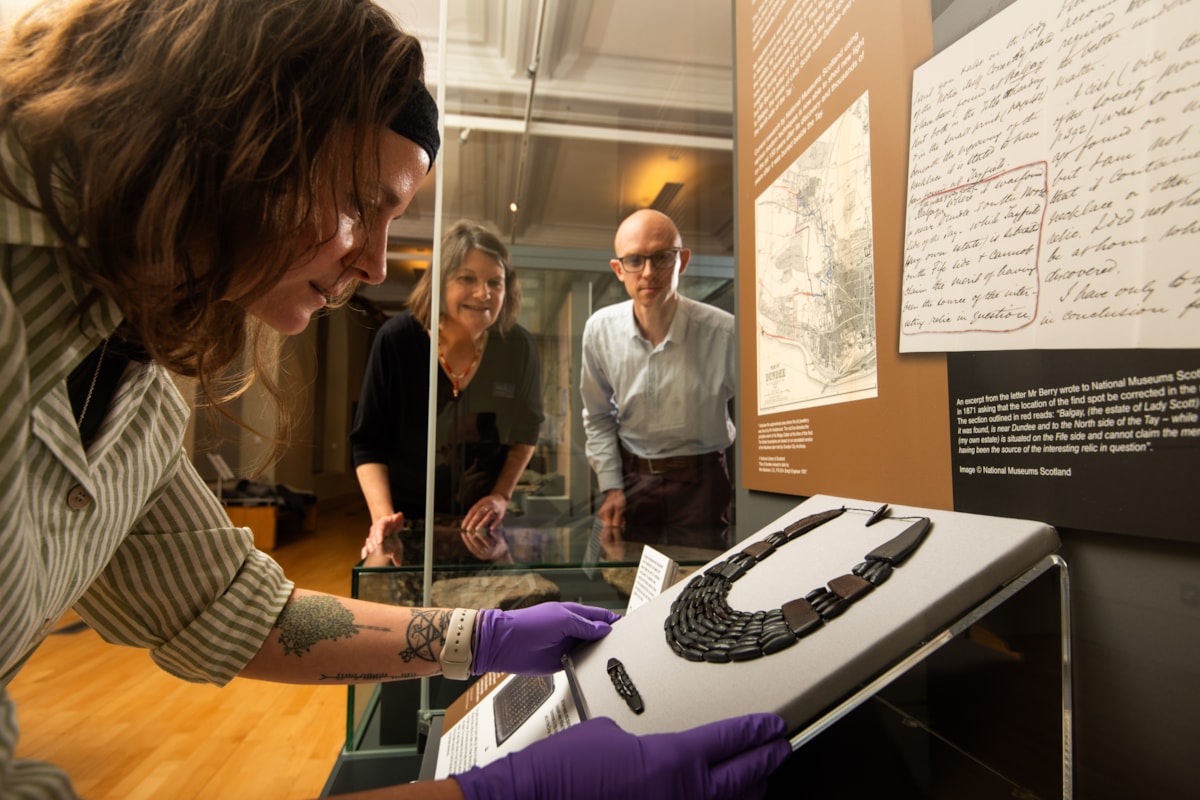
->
[4, 0, 1198, 798]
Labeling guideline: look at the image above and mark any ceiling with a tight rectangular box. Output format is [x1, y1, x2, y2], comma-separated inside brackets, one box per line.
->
[373, 0, 737, 288]
[0, 0, 738, 323]
[0, 0, 735, 257]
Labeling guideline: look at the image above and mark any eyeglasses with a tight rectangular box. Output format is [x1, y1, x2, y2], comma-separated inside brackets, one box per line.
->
[615, 248, 681, 274]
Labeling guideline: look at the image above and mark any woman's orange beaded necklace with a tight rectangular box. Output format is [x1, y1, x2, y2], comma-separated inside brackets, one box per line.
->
[437, 329, 487, 397]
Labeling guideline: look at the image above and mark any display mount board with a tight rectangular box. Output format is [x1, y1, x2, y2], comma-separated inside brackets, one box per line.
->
[563, 494, 1060, 737]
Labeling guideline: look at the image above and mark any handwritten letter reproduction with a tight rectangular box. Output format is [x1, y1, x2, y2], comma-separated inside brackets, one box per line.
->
[901, 0, 1199, 351]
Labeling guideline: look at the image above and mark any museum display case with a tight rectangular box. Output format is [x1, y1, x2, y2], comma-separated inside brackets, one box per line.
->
[324, 504, 1072, 799]
[321, 515, 724, 794]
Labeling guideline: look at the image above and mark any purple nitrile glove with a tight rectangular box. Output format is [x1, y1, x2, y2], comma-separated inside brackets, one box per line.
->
[453, 713, 792, 800]
[471, 602, 620, 676]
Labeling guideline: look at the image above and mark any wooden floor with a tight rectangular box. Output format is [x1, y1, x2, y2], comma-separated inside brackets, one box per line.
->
[9, 498, 376, 800]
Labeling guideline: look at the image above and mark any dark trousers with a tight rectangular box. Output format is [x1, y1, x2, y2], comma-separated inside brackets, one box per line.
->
[619, 446, 733, 551]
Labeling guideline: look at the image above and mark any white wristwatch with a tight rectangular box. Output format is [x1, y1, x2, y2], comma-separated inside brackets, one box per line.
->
[439, 607, 478, 680]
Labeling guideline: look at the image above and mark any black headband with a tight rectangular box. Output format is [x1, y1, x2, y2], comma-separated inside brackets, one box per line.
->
[389, 81, 440, 171]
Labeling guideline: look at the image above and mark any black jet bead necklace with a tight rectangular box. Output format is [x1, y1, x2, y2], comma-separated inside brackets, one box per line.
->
[664, 506, 932, 663]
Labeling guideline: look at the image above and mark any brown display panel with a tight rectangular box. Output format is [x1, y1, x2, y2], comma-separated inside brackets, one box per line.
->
[735, 0, 951, 506]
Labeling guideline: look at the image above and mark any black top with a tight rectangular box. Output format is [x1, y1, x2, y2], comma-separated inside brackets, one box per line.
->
[68, 337, 146, 448]
[350, 310, 544, 517]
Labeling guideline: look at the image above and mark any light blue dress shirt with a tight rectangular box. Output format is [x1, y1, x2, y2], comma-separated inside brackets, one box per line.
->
[580, 295, 737, 494]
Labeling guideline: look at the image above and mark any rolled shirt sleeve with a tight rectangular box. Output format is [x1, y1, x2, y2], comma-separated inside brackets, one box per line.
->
[75, 452, 293, 685]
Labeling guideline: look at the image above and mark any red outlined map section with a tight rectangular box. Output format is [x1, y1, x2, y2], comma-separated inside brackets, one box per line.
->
[903, 161, 1047, 337]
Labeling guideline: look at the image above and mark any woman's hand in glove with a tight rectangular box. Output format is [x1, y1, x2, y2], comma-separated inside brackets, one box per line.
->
[453, 713, 792, 800]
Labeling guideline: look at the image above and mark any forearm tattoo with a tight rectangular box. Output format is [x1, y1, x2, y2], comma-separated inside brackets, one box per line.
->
[399, 609, 452, 664]
[275, 595, 361, 657]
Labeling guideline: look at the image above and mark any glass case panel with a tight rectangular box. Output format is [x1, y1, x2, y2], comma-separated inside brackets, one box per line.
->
[352, 0, 737, 558]
[334, 1, 739, 790]
[345, 518, 723, 753]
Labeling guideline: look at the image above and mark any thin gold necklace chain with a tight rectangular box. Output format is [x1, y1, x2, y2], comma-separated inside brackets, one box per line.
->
[76, 337, 109, 427]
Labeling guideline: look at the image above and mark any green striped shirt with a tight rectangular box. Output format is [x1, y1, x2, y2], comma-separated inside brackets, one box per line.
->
[0, 143, 294, 798]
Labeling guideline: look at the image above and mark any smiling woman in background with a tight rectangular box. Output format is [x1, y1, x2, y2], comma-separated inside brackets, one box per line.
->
[352, 220, 543, 566]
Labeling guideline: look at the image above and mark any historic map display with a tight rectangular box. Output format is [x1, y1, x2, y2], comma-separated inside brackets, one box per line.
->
[754, 91, 878, 415]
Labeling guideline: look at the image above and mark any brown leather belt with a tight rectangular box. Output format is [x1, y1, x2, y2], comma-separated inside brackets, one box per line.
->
[622, 449, 720, 478]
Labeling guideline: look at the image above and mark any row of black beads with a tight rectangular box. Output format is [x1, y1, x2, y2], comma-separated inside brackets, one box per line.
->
[665, 510, 875, 664]
[666, 579, 795, 663]
[852, 558, 894, 585]
[665, 527, 817, 663]
[664, 509, 854, 663]
[798, 573, 876, 622]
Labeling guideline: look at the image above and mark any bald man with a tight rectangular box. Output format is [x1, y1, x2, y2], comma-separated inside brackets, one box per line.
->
[580, 209, 737, 550]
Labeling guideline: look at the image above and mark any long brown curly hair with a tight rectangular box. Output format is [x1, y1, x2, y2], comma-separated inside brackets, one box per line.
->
[0, 0, 427, 460]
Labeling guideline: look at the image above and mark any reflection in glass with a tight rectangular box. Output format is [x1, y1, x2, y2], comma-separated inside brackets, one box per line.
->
[350, 221, 542, 566]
